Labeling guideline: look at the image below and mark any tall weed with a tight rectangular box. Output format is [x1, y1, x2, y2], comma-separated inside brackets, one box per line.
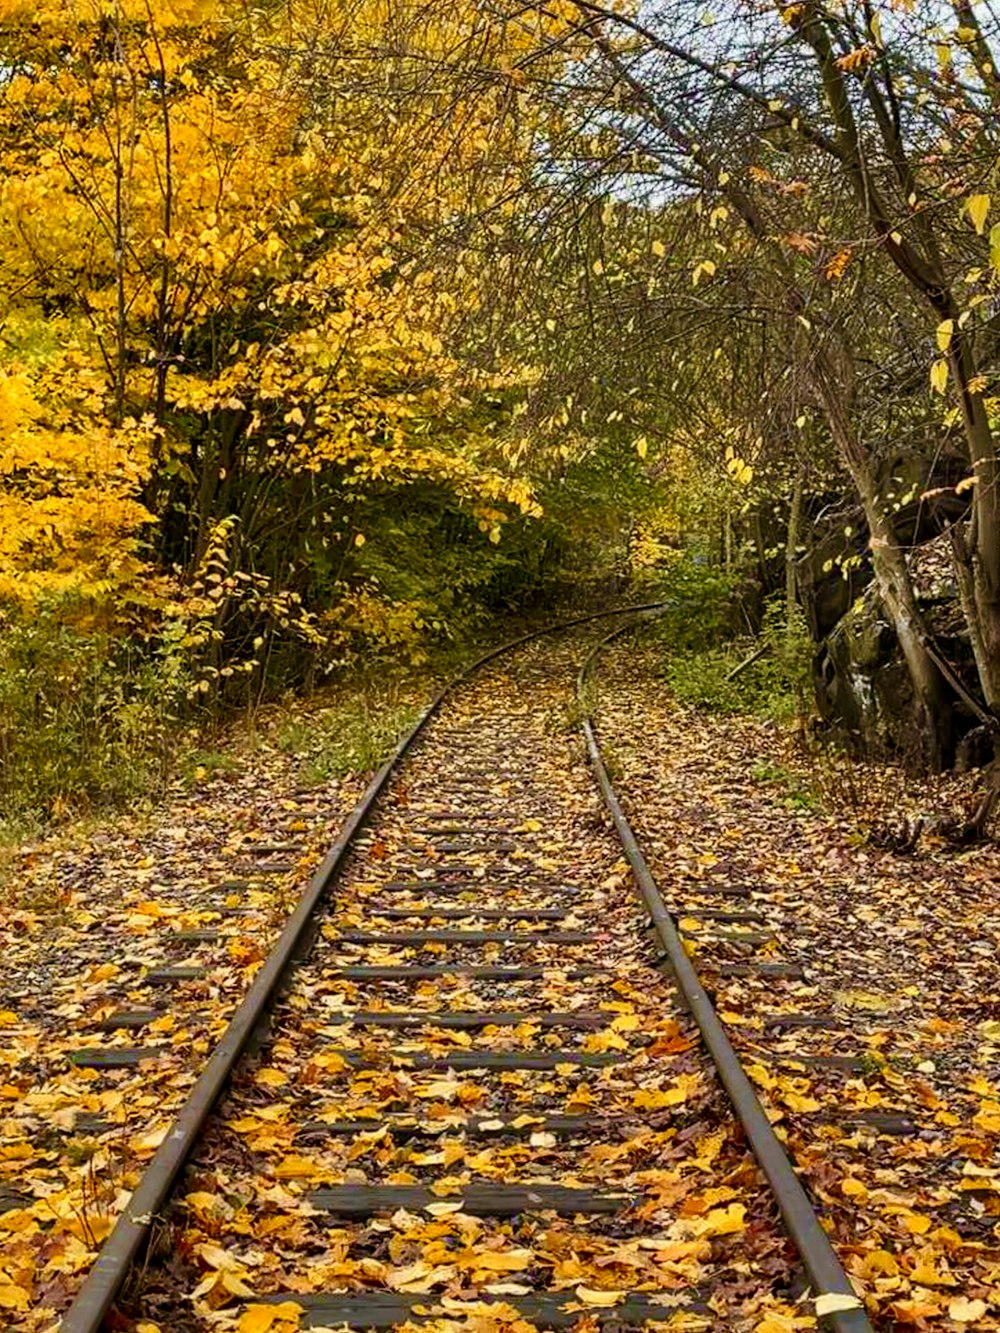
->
[0, 610, 187, 822]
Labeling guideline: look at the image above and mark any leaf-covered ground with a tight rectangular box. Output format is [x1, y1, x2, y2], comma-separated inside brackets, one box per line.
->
[0, 686, 426, 1328]
[594, 637, 1000, 1331]
[127, 635, 812, 1333]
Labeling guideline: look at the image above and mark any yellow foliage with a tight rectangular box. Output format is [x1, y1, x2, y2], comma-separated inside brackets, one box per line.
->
[0, 0, 546, 642]
[0, 362, 153, 605]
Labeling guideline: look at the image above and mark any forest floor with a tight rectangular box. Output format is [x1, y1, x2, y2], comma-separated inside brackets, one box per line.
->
[0, 674, 433, 1325]
[596, 637, 1000, 1331]
[0, 627, 997, 1331]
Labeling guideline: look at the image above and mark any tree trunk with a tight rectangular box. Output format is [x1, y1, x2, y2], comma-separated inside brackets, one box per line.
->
[810, 358, 950, 769]
[785, 466, 803, 623]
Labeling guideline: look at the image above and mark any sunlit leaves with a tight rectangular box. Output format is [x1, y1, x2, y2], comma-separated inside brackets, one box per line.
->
[0, 365, 154, 604]
[966, 194, 990, 235]
[238, 1305, 304, 1333]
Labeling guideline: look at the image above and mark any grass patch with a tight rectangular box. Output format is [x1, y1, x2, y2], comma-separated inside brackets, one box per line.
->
[750, 761, 820, 812]
[277, 685, 422, 785]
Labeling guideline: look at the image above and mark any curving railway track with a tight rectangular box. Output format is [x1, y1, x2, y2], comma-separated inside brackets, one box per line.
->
[55, 613, 872, 1333]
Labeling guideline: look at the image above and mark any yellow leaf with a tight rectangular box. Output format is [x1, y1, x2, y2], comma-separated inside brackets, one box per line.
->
[253, 1067, 288, 1088]
[635, 436, 648, 460]
[0, 1286, 31, 1311]
[196, 1243, 245, 1272]
[272, 1155, 319, 1179]
[699, 1202, 745, 1236]
[782, 1090, 822, 1113]
[238, 1304, 303, 1333]
[930, 359, 949, 395]
[967, 193, 990, 234]
[651, 239, 665, 257]
[973, 1100, 1000, 1132]
[592, 259, 604, 275]
[909, 1262, 955, 1287]
[354, 532, 366, 547]
[632, 1074, 700, 1108]
[755, 1314, 815, 1333]
[936, 319, 954, 352]
[464, 1249, 532, 1272]
[814, 1293, 863, 1316]
[856, 1250, 899, 1278]
[222, 1273, 257, 1298]
[948, 1297, 988, 1323]
[575, 1287, 624, 1307]
[424, 1201, 465, 1217]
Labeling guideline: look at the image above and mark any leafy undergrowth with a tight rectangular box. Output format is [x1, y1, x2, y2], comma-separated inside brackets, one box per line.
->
[596, 639, 1000, 1332]
[0, 676, 432, 1327]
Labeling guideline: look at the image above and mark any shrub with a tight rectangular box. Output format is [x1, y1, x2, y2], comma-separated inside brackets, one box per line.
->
[0, 608, 187, 822]
[646, 557, 814, 722]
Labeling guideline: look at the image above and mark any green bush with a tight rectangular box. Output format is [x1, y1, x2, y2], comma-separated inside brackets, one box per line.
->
[647, 558, 814, 722]
[0, 609, 187, 822]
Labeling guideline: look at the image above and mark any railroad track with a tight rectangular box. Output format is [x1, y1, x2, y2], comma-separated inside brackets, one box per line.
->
[58, 613, 872, 1333]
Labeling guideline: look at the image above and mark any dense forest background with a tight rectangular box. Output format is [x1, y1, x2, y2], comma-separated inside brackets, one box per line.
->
[2, 0, 1000, 823]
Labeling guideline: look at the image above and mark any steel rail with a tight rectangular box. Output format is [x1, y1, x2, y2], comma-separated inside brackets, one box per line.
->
[578, 621, 874, 1333]
[60, 600, 669, 1333]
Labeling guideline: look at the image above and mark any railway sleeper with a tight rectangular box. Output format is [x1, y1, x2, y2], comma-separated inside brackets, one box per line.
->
[144, 966, 210, 984]
[331, 929, 597, 945]
[296, 1114, 609, 1141]
[308, 1182, 633, 1218]
[762, 1013, 847, 1031]
[366, 907, 569, 921]
[249, 1289, 705, 1328]
[338, 1009, 607, 1029]
[413, 840, 519, 853]
[97, 1009, 164, 1031]
[377, 880, 582, 894]
[68, 1046, 165, 1069]
[675, 908, 767, 923]
[310, 1047, 624, 1071]
[710, 962, 804, 979]
[325, 965, 609, 980]
[677, 928, 774, 945]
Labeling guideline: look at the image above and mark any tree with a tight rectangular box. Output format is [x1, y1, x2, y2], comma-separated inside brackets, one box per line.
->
[0, 0, 545, 676]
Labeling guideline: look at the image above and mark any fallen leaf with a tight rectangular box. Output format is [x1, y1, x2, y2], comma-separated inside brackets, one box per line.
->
[814, 1292, 863, 1316]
